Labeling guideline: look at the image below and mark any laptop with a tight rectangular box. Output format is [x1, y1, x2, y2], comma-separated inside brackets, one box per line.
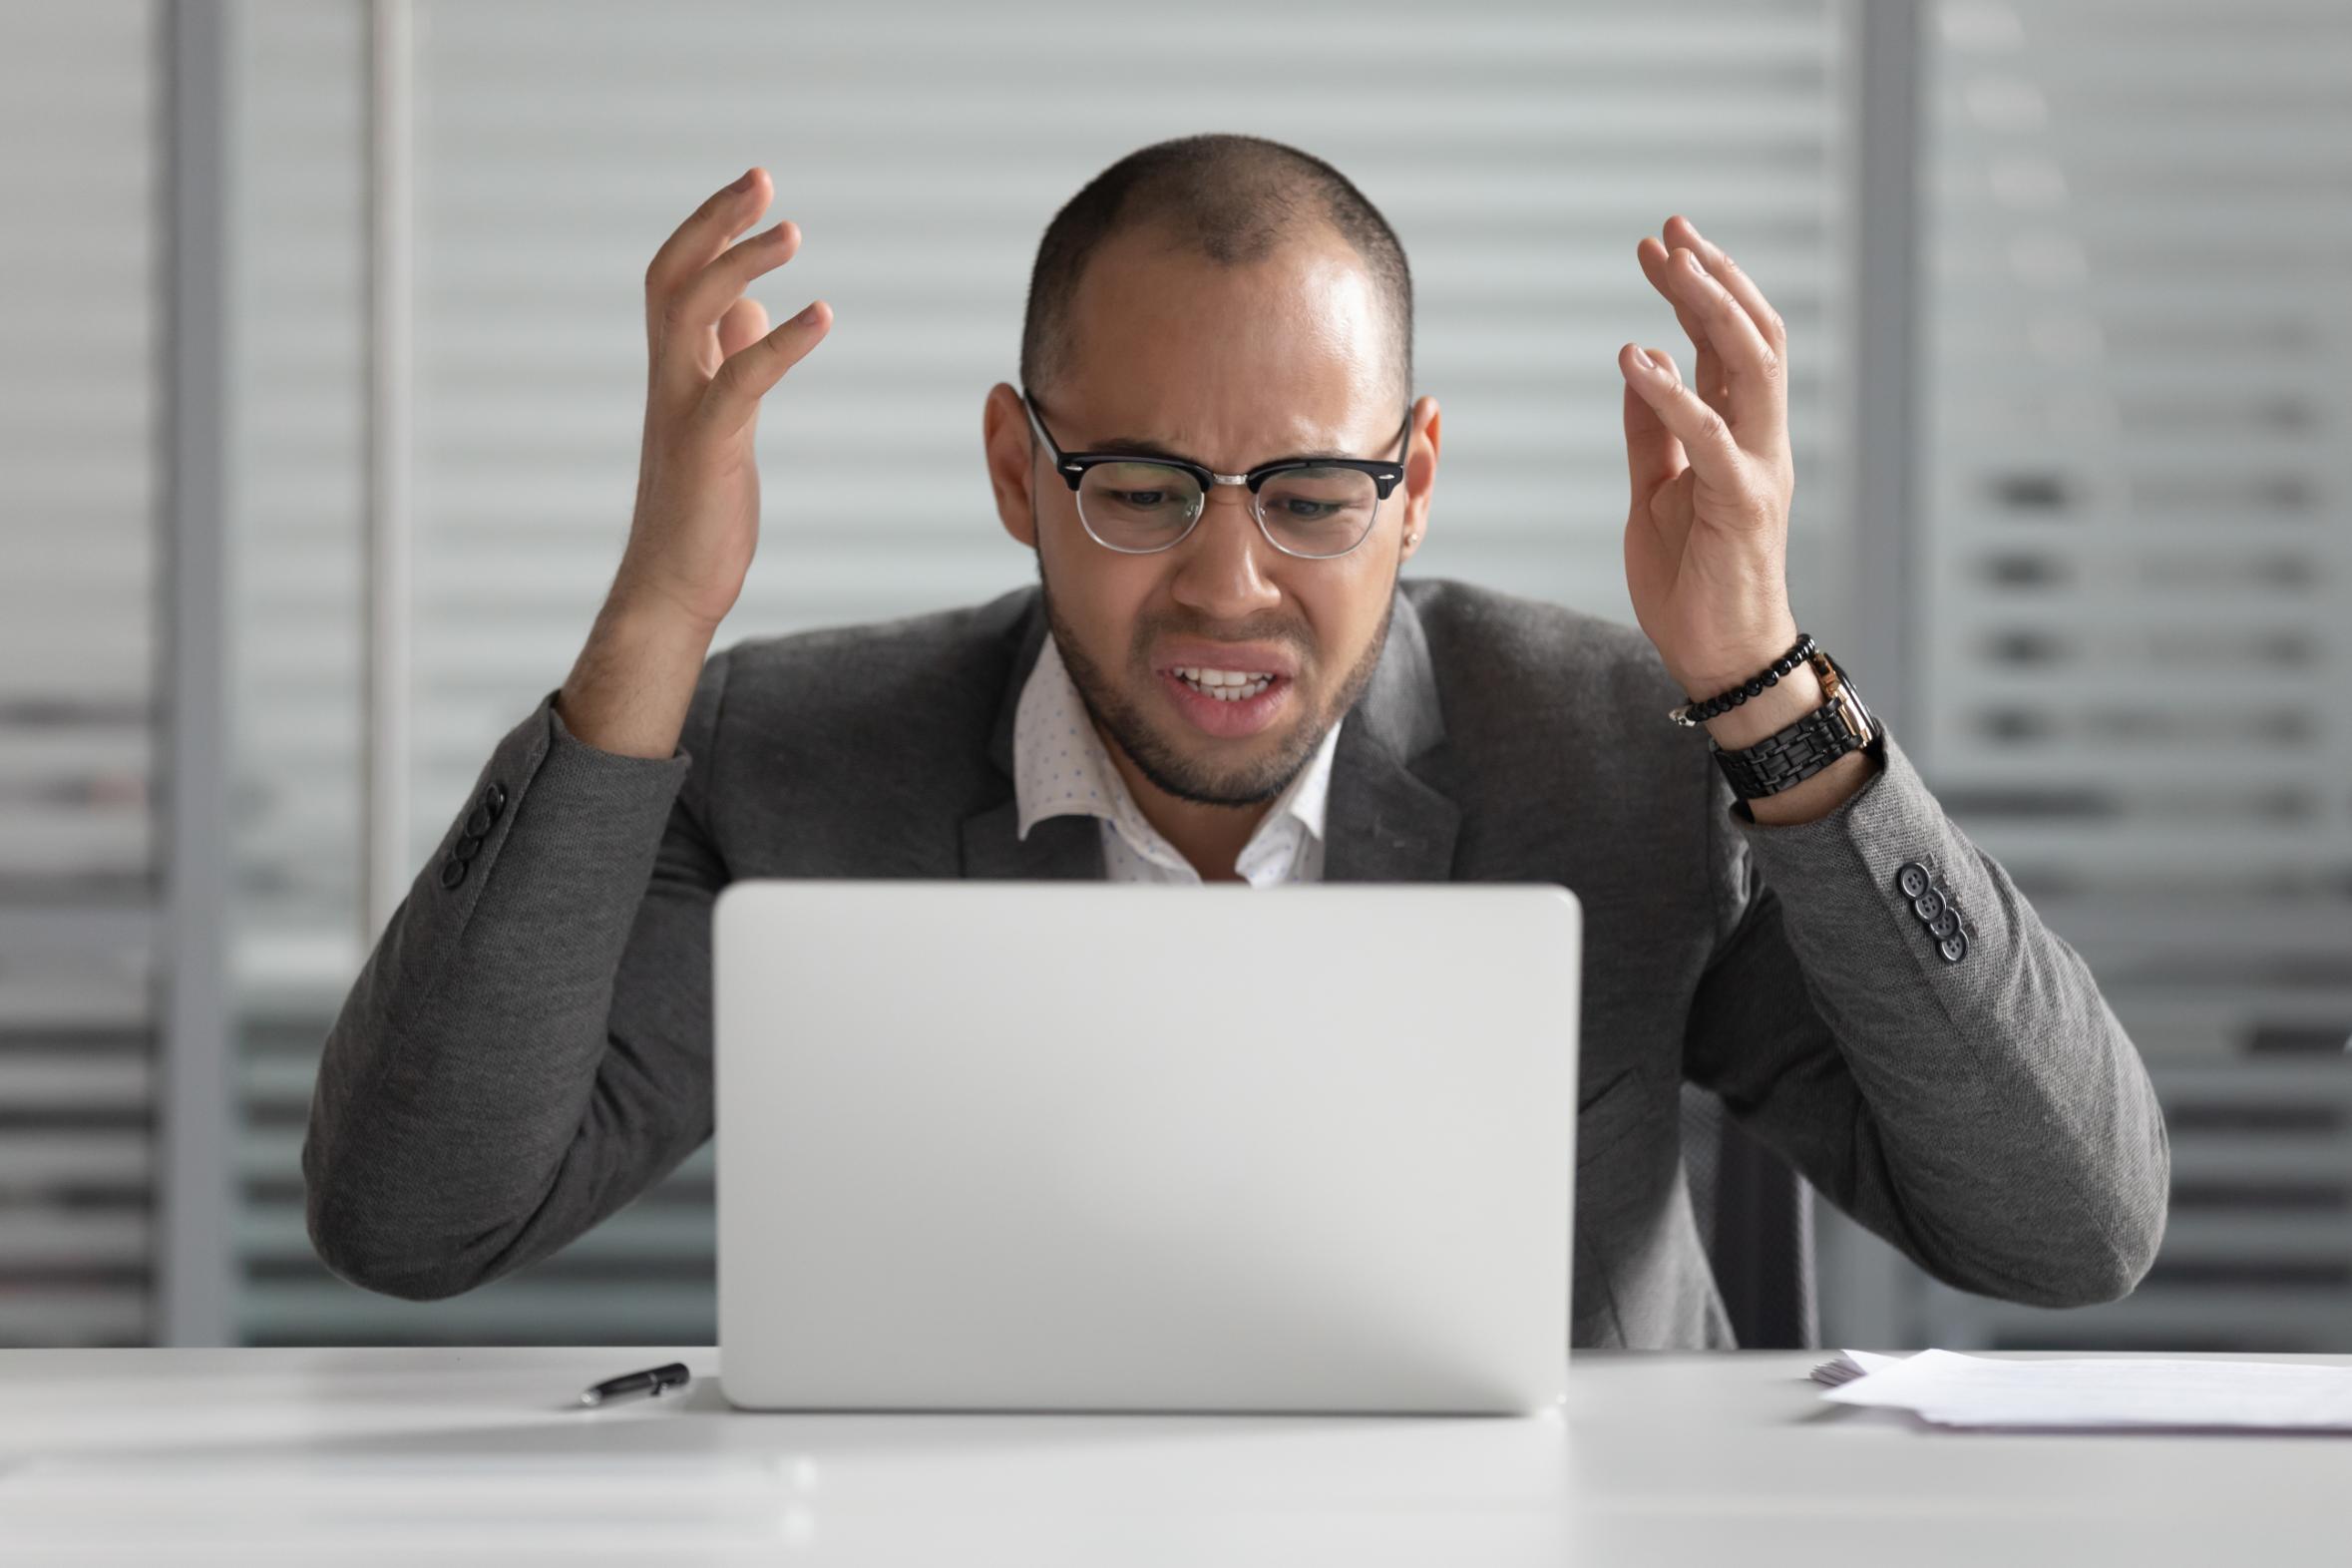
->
[712, 880, 1581, 1414]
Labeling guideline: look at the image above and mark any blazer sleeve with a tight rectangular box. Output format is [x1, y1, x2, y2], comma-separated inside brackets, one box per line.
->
[301, 649, 734, 1301]
[1679, 729, 2170, 1308]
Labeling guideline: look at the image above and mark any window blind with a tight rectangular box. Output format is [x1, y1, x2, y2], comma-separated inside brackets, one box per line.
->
[1913, 0, 2352, 1351]
[228, 0, 1856, 1344]
[0, 0, 161, 1348]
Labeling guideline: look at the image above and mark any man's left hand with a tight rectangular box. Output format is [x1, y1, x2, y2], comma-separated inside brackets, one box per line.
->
[1617, 214, 1800, 701]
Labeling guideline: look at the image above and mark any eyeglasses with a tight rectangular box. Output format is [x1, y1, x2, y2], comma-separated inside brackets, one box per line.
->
[1020, 387, 1410, 560]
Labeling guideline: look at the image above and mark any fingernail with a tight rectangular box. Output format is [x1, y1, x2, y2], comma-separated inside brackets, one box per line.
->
[796, 301, 825, 325]
[728, 168, 758, 193]
[1630, 346, 1656, 370]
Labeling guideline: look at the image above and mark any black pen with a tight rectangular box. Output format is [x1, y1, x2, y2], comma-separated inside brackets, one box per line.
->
[578, 1361, 692, 1407]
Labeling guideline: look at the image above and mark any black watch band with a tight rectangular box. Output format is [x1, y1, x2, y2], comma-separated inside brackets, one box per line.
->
[1707, 649, 1882, 802]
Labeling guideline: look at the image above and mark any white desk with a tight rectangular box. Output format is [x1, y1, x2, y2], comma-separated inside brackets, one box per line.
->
[0, 1347, 2339, 1564]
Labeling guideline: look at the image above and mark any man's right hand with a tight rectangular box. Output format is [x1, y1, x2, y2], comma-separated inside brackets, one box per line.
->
[559, 168, 831, 759]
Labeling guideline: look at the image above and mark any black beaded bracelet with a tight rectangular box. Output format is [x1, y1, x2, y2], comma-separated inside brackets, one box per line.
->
[1675, 631, 1817, 725]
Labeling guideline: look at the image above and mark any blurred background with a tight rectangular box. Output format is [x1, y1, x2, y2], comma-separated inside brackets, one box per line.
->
[2, 0, 2347, 1351]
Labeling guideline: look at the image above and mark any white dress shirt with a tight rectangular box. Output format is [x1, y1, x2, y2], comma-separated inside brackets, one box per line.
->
[1012, 633, 1342, 887]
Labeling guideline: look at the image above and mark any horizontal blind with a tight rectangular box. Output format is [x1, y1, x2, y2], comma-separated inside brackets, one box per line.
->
[0, 0, 160, 1347]
[232, 0, 1854, 1344]
[223, 0, 368, 983]
[220, 0, 374, 1346]
[1915, 0, 2352, 1350]
[404, 0, 1855, 845]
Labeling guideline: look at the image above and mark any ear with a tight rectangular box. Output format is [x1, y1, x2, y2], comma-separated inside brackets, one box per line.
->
[983, 382, 1038, 549]
[1398, 394, 1440, 562]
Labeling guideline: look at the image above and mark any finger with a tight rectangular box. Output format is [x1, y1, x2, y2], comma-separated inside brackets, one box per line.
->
[698, 299, 833, 435]
[1656, 244, 1780, 442]
[1662, 214, 1786, 356]
[1636, 237, 1729, 414]
[1620, 345, 1686, 501]
[1617, 342, 1742, 487]
[653, 219, 803, 413]
[645, 168, 772, 356]
[717, 295, 769, 359]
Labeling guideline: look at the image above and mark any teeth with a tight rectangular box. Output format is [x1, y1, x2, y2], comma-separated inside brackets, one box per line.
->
[1177, 668, 1274, 702]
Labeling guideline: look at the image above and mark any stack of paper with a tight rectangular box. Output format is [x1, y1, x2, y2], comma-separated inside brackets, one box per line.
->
[1811, 1350, 2352, 1431]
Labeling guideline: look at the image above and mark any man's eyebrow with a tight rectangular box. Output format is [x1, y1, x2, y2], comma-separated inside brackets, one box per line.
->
[1087, 434, 1368, 467]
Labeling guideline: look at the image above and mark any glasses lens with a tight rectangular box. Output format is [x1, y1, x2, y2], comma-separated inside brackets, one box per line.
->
[1257, 467, 1380, 558]
[1076, 462, 1204, 552]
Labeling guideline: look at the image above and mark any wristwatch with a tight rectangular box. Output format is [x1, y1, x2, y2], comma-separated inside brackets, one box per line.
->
[1698, 647, 1883, 802]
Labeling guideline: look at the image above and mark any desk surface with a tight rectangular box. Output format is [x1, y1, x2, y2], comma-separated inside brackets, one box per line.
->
[0, 1347, 2338, 1564]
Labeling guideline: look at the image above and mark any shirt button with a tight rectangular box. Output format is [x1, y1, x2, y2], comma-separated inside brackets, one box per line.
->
[1896, 862, 1931, 899]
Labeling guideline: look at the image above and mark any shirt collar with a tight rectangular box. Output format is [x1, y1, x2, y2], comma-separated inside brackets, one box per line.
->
[1012, 632, 1342, 860]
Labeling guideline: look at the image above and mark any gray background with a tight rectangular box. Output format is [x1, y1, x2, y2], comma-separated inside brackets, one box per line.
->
[0, 0, 2345, 1350]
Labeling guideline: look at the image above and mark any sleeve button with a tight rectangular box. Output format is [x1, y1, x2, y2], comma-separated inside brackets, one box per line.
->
[465, 806, 495, 838]
[483, 782, 508, 816]
[1912, 888, 1947, 922]
[452, 833, 483, 862]
[1928, 908, 1961, 940]
[1938, 931, 1969, 964]
[1896, 862, 1931, 899]
[438, 857, 468, 890]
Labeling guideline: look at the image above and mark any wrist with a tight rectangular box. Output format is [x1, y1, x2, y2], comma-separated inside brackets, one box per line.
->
[606, 560, 733, 645]
[1670, 631, 1799, 699]
[594, 588, 724, 657]
[1701, 659, 1823, 750]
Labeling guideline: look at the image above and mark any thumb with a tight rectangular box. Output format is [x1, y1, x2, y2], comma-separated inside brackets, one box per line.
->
[718, 296, 770, 360]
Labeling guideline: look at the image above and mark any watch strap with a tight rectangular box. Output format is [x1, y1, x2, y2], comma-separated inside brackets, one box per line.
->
[1708, 650, 1881, 801]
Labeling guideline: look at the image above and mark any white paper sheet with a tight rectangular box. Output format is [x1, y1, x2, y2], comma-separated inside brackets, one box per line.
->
[1815, 1349, 2352, 1431]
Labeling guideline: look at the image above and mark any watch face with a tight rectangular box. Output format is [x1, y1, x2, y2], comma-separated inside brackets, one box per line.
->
[1815, 651, 1876, 744]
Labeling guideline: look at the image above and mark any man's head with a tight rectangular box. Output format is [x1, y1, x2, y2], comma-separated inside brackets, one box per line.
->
[984, 134, 1440, 812]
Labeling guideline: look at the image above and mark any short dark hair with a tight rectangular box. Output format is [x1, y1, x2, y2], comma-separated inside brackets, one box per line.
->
[1019, 134, 1413, 409]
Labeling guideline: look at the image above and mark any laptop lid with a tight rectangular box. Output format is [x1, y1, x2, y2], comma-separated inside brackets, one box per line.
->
[714, 881, 1580, 1414]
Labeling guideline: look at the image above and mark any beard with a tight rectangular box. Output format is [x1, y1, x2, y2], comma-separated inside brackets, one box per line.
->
[1037, 557, 1396, 810]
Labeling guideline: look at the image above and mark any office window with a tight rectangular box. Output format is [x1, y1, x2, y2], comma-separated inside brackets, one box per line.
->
[1914, 0, 2352, 1350]
[225, 0, 1857, 1344]
[222, 0, 371, 1346]
[0, 0, 161, 1348]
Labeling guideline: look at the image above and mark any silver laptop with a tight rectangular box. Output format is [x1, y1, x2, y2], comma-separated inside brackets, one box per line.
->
[712, 881, 1581, 1414]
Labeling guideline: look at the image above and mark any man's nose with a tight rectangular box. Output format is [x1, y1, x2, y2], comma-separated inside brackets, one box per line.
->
[1169, 488, 1282, 619]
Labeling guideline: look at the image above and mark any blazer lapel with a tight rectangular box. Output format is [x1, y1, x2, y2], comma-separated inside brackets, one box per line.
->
[1323, 589, 1460, 883]
[960, 589, 1109, 880]
[961, 802, 1105, 880]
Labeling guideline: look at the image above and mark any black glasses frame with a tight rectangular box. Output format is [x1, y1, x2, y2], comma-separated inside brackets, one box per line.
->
[1019, 386, 1411, 560]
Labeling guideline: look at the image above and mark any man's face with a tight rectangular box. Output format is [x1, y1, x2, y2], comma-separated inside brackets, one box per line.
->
[1000, 224, 1427, 807]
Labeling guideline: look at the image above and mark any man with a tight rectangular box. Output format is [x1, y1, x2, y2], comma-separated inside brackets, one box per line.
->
[302, 135, 2168, 1348]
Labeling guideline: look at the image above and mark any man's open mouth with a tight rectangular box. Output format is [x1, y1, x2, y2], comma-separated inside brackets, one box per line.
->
[1172, 665, 1278, 702]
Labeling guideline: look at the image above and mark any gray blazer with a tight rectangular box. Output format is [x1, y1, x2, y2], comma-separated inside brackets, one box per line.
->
[302, 579, 2170, 1348]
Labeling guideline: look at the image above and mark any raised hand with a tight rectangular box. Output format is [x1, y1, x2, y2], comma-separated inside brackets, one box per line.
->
[1616, 214, 1799, 702]
[560, 168, 831, 758]
[618, 167, 833, 635]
